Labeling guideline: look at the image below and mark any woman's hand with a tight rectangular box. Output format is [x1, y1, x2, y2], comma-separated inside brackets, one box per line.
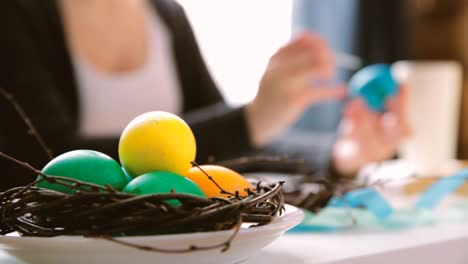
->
[332, 84, 411, 176]
[246, 32, 345, 147]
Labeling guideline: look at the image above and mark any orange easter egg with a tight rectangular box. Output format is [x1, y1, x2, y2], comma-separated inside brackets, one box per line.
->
[185, 165, 253, 198]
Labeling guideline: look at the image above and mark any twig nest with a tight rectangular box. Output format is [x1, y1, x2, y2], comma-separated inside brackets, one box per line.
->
[0, 176, 284, 238]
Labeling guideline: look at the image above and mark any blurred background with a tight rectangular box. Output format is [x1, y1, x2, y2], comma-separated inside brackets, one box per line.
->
[177, 0, 468, 167]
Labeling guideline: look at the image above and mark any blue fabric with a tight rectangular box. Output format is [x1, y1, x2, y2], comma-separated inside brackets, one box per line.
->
[267, 1, 361, 177]
[291, 0, 359, 131]
[268, 0, 409, 195]
[270, 1, 404, 174]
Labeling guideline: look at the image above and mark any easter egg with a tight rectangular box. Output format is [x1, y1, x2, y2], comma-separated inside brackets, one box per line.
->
[36, 150, 127, 194]
[119, 111, 196, 177]
[122, 167, 133, 183]
[349, 64, 398, 112]
[122, 171, 205, 205]
[185, 165, 253, 198]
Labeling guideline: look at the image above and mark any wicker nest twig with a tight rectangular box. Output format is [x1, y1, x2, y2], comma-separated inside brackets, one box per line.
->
[219, 156, 336, 213]
[0, 179, 284, 238]
[0, 152, 285, 253]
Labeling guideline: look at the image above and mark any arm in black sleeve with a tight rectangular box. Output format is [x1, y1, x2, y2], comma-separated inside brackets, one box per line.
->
[184, 104, 253, 163]
[0, 1, 122, 190]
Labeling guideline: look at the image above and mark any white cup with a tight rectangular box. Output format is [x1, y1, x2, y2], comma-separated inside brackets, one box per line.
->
[392, 61, 463, 175]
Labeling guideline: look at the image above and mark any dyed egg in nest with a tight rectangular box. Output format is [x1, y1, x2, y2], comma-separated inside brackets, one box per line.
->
[36, 149, 127, 194]
[185, 165, 253, 198]
[119, 111, 196, 177]
[123, 171, 205, 205]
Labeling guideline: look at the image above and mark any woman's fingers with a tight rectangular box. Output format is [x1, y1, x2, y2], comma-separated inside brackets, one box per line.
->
[340, 99, 397, 160]
[298, 33, 334, 78]
[387, 83, 411, 137]
[333, 85, 411, 176]
[274, 32, 334, 80]
[249, 31, 340, 147]
[298, 86, 346, 106]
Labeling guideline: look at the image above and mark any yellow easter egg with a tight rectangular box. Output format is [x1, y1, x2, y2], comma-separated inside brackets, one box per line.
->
[119, 111, 196, 177]
[185, 165, 253, 198]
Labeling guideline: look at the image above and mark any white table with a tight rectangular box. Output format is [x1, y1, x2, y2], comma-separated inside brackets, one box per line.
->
[1, 222, 467, 264]
[245, 222, 468, 264]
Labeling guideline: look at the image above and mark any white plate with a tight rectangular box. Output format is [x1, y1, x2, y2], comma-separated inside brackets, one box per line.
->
[0, 204, 303, 264]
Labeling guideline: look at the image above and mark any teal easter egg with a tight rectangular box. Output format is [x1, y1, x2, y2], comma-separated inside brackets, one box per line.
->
[122, 171, 205, 205]
[349, 64, 398, 112]
[36, 150, 127, 194]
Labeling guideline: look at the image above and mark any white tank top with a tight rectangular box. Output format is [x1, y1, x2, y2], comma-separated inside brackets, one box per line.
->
[72, 9, 182, 138]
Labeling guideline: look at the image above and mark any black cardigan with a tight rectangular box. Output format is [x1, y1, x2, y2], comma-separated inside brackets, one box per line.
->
[0, 0, 254, 190]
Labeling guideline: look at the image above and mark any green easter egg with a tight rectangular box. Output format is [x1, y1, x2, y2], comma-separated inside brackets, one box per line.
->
[122, 171, 205, 205]
[36, 150, 127, 194]
[122, 167, 134, 183]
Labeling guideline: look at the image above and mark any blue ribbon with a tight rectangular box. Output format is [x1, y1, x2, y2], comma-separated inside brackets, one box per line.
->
[329, 188, 393, 220]
[291, 168, 468, 233]
[415, 169, 468, 210]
